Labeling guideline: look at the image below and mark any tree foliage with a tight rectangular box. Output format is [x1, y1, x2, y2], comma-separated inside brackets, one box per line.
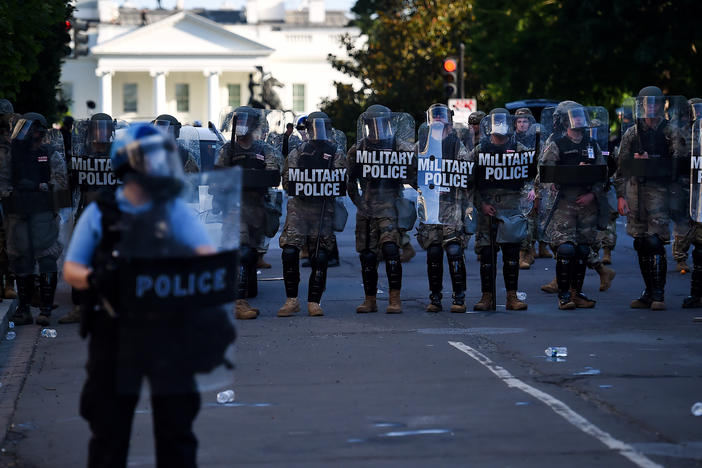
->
[0, 0, 73, 122]
[324, 0, 702, 135]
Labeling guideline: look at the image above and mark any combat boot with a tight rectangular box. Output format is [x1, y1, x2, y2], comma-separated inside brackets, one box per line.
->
[601, 248, 612, 265]
[425, 293, 442, 313]
[35, 310, 51, 326]
[506, 291, 527, 310]
[450, 292, 466, 313]
[58, 305, 82, 324]
[676, 260, 691, 273]
[683, 296, 702, 308]
[540, 276, 558, 294]
[537, 242, 553, 258]
[11, 305, 33, 326]
[277, 298, 300, 317]
[649, 254, 667, 310]
[529, 244, 537, 265]
[234, 299, 259, 320]
[356, 296, 378, 313]
[256, 254, 271, 269]
[3, 275, 16, 299]
[557, 291, 576, 310]
[386, 290, 402, 314]
[400, 243, 416, 263]
[519, 250, 531, 269]
[630, 292, 653, 309]
[473, 292, 495, 311]
[571, 290, 596, 308]
[308, 302, 324, 317]
[595, 264, 616, 291]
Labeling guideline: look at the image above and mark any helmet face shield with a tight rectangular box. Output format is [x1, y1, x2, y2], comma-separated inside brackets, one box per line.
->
[232, 112, 257, 137]
[427, 105, 452, 124]
[307, 118, 331, 141]
[90, 120, 114, 143]
[363, 116, 393, 141]
[692, 102, 702, 122]
[636, 95, 663, 119]
[153, 119, 176, 138]
[488, 113, 512, 136]
[12, 119, 45, 141]
[125, 133, 183, 179]
[565, 107, 590, 130]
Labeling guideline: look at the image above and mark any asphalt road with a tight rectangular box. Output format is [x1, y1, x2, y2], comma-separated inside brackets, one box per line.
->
[1, 215, 702, 467]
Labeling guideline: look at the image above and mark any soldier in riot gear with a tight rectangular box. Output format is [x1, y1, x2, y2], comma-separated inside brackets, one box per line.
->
[1, 113, 68, 325]
[63, 123, 237, 467]
[615, 86, 688, 310]
[416, 104, 473, 313]
[216, 106, 282, 319]
[471, 108, 532, 311]
[278, 112, 347, 317]
[684, 113, 702, 308]
[468, 111, 486, 144]
[538, 103, 608, 309]
[513, 108, 539, 269]
[154, 114, 199, 173]
[0, 99, 17, 300]
[347, 105, 416, 314]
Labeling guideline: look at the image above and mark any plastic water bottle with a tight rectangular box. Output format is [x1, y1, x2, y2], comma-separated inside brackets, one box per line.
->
[517, 291, 527, 301]
[5, 331, 16, 341]
[216, 390, 235, 404]
[41, 329, 57, 338]
[8, 321, 14, 329]
[692, 402, 702, 416]
[545, 346, 568, 358]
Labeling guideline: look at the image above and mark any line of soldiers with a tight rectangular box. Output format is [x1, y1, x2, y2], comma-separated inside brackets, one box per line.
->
[3, 84, 702, 326]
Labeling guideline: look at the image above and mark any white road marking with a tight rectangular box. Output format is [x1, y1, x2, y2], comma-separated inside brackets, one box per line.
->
[448, 341, 662, 468]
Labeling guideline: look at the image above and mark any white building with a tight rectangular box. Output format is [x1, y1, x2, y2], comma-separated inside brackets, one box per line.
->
[61, 0, 360, 124]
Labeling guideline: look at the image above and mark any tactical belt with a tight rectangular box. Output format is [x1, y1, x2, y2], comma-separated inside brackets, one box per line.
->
[117, 249, 238, 314]
[241, 169, 281, 189]
[2, 190, 72, 214]
[539, 165, 607, 185]
[620, 158, 673, 178]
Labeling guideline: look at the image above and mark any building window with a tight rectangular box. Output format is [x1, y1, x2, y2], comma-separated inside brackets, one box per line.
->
[228, 84, 241, 108]
[123, 83, 137, 113]
[176, 83, 189, 112]
[293, 84, 305, 113]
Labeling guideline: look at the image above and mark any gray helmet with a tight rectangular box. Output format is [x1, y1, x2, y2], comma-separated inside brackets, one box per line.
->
[153, 113, 181, 138]
[468, 111, 486, 125]
[0, 99, 13, 115]
[636, 86, 664, 119]
[363, 104, 392, 141]
[232, 106, 260, 137]
[638, 85, 664, 97]
[306, 111, 333, 141]
[22, 112, 48, 129]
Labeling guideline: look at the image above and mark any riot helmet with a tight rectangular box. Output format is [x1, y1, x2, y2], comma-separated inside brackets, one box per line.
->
[153, 114, 182, 139]
[362, 104, 393, 141]
[110, 123, 184, 199]
[636, 85, 664, 120]
[515, 107, 532, 116]
[427, 104, 452, 125]
[564, 106, 590, 130]
[89, 113, 115, 144]
[468, 111, 486, 126]
[12, 112, 48, 142]
[0, 99, 14, 116]
[306, 111, 332, 141]
[231, 106, 260, 139]
[690, 98, 702, 122]
[486, 108, 513, 136]
[0, 99, 13, 139]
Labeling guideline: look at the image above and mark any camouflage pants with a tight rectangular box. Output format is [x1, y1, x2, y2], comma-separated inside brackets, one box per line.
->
[624, 183, 670, 241]
[223, 201, 266, 250]
[5, 212, 62, 275]
[546, 197, 598, 247]
[520, 210, 538, 250]
[599, 213, 618, 249]
[475, 191, 523, 250]
[279, 197, 335, 253]
[355, 214, 401, 253]
[416, 223, 467, 250]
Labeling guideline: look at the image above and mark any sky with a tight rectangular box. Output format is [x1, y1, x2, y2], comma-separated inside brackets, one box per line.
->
[122, 0, 355, 11]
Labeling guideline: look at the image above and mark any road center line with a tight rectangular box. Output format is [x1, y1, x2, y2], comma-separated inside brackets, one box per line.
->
[448, 341, 662, 468]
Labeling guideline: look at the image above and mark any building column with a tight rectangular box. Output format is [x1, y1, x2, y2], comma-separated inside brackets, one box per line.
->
[150, 70, 167, 116]
[96, 69, 113, 116]
[205, 69, 221, 125]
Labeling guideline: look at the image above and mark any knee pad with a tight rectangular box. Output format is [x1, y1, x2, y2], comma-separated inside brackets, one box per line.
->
[445, 242, 462, 260]
[312, 249, 329, 269]
[381, 242, 400, 260]
[644, 235, 665, 255]
[427, 244, 443, 263]
[282, 246, 299, 264]
[479, 246, 494, 262]
[37, 257, 58, 274]
[633, 237, 646, 253]
[575, 243, 590, 259]
[501, 243, 520, 261]
[360, 249, 377, 267]
[556, 242, 576, 258]
[240, 246, 256, 266]
[693, 245, 702, 265]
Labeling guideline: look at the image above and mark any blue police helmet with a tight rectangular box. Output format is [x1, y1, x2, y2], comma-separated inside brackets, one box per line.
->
[110, 123, 183, 183]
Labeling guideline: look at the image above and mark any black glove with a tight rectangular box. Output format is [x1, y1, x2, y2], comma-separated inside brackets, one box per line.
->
[88, 262, 120, 313]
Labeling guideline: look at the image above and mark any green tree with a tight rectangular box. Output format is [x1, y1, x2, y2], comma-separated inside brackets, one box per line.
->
[0, 0, 73, 122]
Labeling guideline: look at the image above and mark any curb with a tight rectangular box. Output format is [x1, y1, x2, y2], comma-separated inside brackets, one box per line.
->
[0, 298, 17, 339]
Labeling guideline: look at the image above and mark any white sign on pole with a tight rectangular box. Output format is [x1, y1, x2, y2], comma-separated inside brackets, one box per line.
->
[448, 98, 478, 125]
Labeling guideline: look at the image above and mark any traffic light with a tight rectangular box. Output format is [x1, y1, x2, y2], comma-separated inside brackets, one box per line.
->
[442, 57, 458, 99]
[72, 19, 90, 57]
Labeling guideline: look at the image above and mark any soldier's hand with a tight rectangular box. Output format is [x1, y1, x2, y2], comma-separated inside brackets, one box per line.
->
[481, 203, 496, 216]
[634, 151, 649, 159]
[38, 183, 49, 192]
[617, 197, 630, 216]
[575, 192, 594, 206]
[527, 189, 536, 202]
